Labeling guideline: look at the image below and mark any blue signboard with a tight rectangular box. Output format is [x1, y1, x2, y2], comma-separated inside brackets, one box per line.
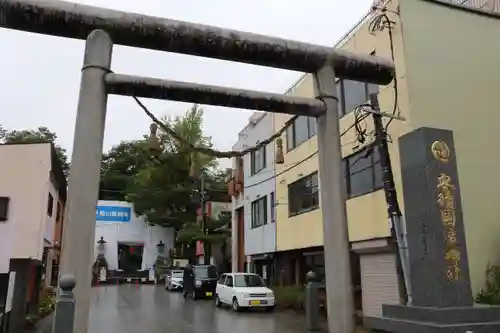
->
[96, 206, 132, 222]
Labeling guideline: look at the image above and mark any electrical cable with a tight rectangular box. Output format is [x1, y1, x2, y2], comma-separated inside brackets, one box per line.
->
[368, 7, 400, 132]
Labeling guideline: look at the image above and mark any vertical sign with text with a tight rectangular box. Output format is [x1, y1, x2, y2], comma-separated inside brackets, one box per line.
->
[399, 127, 472, 307]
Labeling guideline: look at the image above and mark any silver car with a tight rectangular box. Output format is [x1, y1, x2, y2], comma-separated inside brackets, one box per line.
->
[165, 269, 184, 291]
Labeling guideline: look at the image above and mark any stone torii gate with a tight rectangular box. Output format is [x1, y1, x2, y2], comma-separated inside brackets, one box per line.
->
[0, 1, 395, 333]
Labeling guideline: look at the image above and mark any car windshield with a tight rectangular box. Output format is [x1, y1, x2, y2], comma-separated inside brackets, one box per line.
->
[193, 266, 217, 279]
[233, 274, 265, 287]
[171, 271, 183, 278]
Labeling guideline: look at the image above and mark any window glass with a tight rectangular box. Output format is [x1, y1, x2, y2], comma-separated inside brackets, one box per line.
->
[294, 116, 309, 147]
[343, 79, 368, 114]
[308, 117, 317, 137]
[225, 275, 234, 286]
[251, 196, 267, 228]
[194, 266, 218, 279]
[349, 168, 374, 198]
[251, 146, 266, 175]
[288, 172, 320, 216]
[367, 83, 379, 97]
[218, 274, 226, 284]
[348, 152, 371, 174]
[172, 270, 183, 278]
[233, 274, 265, 287]
[373, 161, 383, 189]
[286, 126, 294, 151]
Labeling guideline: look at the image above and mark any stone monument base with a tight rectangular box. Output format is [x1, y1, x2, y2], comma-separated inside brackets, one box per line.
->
[364, 304, 500, 333]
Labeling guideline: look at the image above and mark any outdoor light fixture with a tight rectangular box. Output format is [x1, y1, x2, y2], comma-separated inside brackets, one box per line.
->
[97, 236, 107, 256]
[156, 240, 165, 255]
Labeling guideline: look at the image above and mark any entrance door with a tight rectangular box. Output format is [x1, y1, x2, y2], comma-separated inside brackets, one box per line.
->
[117, 243, 144, 273]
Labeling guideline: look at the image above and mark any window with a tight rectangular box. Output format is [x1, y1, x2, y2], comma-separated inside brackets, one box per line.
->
[344, 146, 383, 198]
[337, 75, 379, 117]
[288, 172, 319, 216]
[305, 253, 325, 282]
[225, 275, 234, 287]
[270, 192, 275, 223]
[47, 193, 54, 217]
[193, 265, 218, 279]
[233, 274, 265, 287]
[218, 274, 227, 285]
[251, 196, 267, 228]
[0, 197, 10, 221]
[286, 116, 317, 151]
[251, 146, 266, 175]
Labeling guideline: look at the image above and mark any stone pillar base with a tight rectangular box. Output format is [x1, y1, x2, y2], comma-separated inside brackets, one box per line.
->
[365, 304, 500, 333]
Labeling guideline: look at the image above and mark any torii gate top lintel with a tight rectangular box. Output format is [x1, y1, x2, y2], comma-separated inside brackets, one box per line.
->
[1, 0, 394, 85]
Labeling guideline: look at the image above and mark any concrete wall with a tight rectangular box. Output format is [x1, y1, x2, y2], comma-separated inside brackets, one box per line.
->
[400, 0, 500, 294]
[239, 112, 277, 256]
[0, 143, 57, 272]
[94, 200, 174, 271]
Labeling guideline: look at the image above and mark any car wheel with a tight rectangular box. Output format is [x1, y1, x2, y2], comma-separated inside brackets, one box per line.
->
[215, 295, 221, 308]
[265, 306, 275, 312]
[166, 284, 170, 291]
[232, 297, 240, 312]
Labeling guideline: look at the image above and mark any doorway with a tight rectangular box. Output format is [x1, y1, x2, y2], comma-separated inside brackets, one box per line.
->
[117, 243, 144, 273]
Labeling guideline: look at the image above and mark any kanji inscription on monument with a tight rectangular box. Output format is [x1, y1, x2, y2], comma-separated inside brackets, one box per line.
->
[399, 127, 472, 307]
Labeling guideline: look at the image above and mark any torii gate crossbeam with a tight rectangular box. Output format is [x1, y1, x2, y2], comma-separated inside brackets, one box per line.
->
[1, 0, 393, 84]
[0, 2, 395, 333]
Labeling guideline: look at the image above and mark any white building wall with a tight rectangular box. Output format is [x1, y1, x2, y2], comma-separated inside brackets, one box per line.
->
[0, 143, 54, 273]
[231, 112, 276, 256]
[94, 200, 174, 271]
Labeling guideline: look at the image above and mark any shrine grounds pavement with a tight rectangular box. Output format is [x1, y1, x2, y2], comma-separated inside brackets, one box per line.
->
[87, 285, 327, 333]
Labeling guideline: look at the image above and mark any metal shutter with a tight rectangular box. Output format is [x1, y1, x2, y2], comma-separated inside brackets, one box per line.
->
[360, 253, 400, 318]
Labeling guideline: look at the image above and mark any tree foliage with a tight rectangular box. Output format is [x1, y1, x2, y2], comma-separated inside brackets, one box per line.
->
[113, 104, 230, 247]
[0, 125, 70, 177]
[99, 139, 151, 201]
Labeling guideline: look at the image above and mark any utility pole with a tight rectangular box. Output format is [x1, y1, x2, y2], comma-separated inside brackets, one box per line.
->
[199, 176, 210, 265]
[369, 93, 411, 304]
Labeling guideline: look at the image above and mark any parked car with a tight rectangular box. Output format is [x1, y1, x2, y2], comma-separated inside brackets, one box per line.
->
[215, 273, 275, 312]
[165, 269, 184, 291]
[182, 264, 218, 300]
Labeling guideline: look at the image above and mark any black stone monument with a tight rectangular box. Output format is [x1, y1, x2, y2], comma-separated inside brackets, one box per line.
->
[365, 127, 500, 333]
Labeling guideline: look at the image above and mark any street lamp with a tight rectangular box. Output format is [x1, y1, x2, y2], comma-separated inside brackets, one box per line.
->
[156, 240, 165, 255]
[95, 237, 108, 283]
[97, 236, 107, 257]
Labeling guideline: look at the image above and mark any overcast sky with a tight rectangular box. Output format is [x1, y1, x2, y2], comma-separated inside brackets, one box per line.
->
[0, 0, 374, 168]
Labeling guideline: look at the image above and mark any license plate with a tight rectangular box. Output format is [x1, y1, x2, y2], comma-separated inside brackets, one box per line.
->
[251, 300, 265, 305]
[141, 278, 146, 282]
[206, 292, 213, 297]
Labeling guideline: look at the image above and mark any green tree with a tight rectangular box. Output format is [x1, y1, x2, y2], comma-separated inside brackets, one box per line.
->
[125, 105, 229, 259]
[0, 126, 70, 177]
[99, 139, 151, 201]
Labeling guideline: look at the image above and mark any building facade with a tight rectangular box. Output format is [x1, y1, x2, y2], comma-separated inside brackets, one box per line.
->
[0, 143, 66, 333]
[228, 112, 277, 278]
[94, 200, 174, 273]
[229, 0, 500, 321]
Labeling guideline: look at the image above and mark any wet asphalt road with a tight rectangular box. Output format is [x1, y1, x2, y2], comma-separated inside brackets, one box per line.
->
[88, 285, 316, 333]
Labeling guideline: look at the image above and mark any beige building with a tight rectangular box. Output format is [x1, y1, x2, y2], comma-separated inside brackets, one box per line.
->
[0, 142, 67, 333]
[273, 0, 500, 318]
